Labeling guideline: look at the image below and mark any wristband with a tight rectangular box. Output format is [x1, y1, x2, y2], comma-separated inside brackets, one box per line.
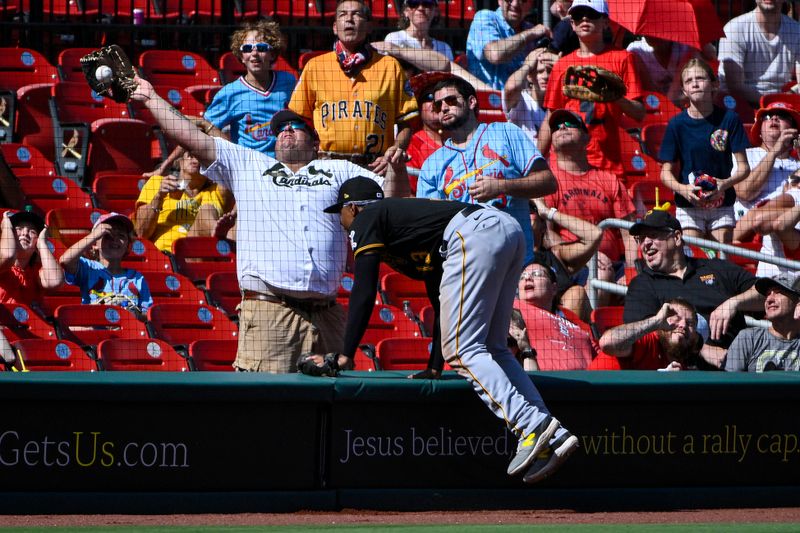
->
[520, 348, 537, 360]
[546, 207, 558, 221]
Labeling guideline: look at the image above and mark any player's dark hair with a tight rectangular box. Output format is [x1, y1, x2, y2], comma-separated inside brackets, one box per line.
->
[336, 0, 372, 20]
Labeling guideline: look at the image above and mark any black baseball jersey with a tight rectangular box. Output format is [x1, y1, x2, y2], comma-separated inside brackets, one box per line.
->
[349, 198, 480, 280]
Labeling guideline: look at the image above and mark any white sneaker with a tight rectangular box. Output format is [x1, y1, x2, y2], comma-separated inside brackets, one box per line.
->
[507, 417, 560, 476]
[522, 432, 579, 484]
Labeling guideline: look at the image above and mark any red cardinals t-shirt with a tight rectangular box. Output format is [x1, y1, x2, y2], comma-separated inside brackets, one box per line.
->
[588, 331, 666, 370]
[516, 301, 596, 370]
[545, 166, 636, 261]
[545, 47, 644, 175]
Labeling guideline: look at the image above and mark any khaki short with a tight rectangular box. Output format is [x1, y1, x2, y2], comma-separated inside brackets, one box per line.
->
[234, 299, 345, 373]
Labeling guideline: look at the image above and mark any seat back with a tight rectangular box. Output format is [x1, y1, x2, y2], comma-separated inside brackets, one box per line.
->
[88, 118, 163, 179]
[129, 85, 206, 126]
[92, 173, 146, 215]
[51, 81, 132, 124]
[46, 207, 107, 247]
[19, 175, 93, 216]
[188, 338, 237, 371]
[147, 303, 238, 345]
[475, 90, 505, 123]
[54, 304, 148, 347]
[11, 339, 96, 371]
[380, 272, 428, 315]
[38, 279, 82, 318]
[145, 271, 206, 305]
[590, 306, 624, 339]
[204, 271, 240, 316]
[121, 238, 174, 273]
[57, 48, 97, 81]
[97, 338, 189, 371]
[0, 143, 55, 176]
[0, 303, 57, 342]
[375, 337, 432, 370]
[138, 50, 220, 89]
[0, 48, 59, 90]
[359, 304, 421, 346]
[13, 84, 57, 161]
[298, 50, 326, 71]
[171, 237, 236, 284]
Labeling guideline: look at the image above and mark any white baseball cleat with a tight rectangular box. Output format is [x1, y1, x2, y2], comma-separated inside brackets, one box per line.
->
[507, 417, 560, 476]
[522, 431, 579, 484]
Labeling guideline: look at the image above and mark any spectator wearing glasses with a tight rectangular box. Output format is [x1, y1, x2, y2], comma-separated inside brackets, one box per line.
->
[623, 209, 763, 356]
[406, 71, 454, 193]
[503, 47, 558, 144]
[725, 273, 800, 372]
[539, 0, 645, 177]
[734, 169, 800, 278]
[466, 0, 551, 90]
[289, 0, 419, 176]
[384, 0, 453, 61]
[132, 72, 409, 372]
[542, 109, 638, 296]
[202, 19, 296, 158]
[416, 76, 557, 265]
[732, 101, 800, 221]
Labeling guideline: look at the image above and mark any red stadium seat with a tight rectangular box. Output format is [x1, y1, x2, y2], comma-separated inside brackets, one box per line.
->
[630, 181, 674, 215]
[151, 0, 224, 23]
[619, 130, 647, 182]
[13, 84, 57, 161]
[0, 48, 59, 90]
[11, 339, 97, 371]
[475, 90, 505, 123]
[359, 304, 422, 347]
[590, 306, 624, 339]
[439, 0, 474, 26]
[121, 238, 174, 273]
[138, 50, 220, 104]
[188, 338, 237, 371]
[88, 118, 164, 181]
[420, 304, 435, 338]
[51, 80, 131, 123]
[56, 47, 97, 81]
[641, 123, 668, 159]
[38, 277, 82, 318]
[218, 51, 245, 84]
[375, 337, 432, 370]
[92, 173, 146, 215]
[726, 241, 761, 274]
[97, 338, 189, 371]
[144, 271, 206, 305]
[252, 0, 324, 23]
[146, 303, 238, 345]
[365, 0, 399, 23]
[298, 50, 326, 71]
[54, 304, 148, 348]
[380, 272, 429, 316]
[0, 143, 55, 176]
[46, 207, 108, 247]
[129, 85, 206, 126]
[171, 237, 236, 285]
[716, 91, 754, 125]
[0, 303, 57, 342]
[204, 271, 240, 316]
[18, 175, 93, 216]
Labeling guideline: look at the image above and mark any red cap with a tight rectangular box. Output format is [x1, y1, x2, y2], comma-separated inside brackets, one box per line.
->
[750, 100, 800, 146]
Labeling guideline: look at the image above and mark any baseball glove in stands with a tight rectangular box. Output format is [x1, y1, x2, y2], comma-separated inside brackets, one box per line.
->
[562, 65, 627, 103]
[80, 45, 138, 103]
[297, 352, 340, 377]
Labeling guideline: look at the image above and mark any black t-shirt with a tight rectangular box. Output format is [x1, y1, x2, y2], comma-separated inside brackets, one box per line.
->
[623, 257, 757, 347]
[350, 198, 479, 280]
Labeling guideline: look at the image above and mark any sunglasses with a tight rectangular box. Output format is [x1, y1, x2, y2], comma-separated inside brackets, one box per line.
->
[555, 120, 582, 130]
[239, 42, 273, 54]
[764, 112, 796, 125]
[520, 269, 551, 281]
[570, 8, 602, 21]
[407, 0, 435, 7]
[278, 121, 308, 132]
[432, 94, 462, 112]
[633, 230, 676, 244]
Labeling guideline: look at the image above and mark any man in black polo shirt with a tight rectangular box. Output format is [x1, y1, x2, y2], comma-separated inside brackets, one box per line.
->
[624, 210, 764, 358]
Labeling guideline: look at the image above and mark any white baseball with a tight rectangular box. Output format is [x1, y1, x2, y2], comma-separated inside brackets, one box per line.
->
[95, 65, 113, 83]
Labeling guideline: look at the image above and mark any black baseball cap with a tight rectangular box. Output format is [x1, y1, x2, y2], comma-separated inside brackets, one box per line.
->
[323, 177, 385, 213]
[755, 272, 800, 299]
[270, 109, 319, 141]
[548, 109, 588, 132]
[9, 206, 45, 232]
[629, 210, 682, 236]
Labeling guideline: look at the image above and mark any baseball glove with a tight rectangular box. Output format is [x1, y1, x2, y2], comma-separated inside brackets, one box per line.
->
[562, 65, 627, 103]
[297, 352, 340, 377]
[80, 45, 138, 103]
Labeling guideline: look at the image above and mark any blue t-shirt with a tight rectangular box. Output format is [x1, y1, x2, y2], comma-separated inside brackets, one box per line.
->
[466, 8, 534, 90]
[203, 71, 297, 157]
[416, 122, 541, 262]
[658, 106, 750, 208]
[65, 257, 153, 313]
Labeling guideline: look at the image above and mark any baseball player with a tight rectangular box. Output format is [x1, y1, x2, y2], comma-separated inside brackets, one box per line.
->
[130, 75, 407, 372]
[288, 0, 419, 173]
[319, 177, 579, 484]
[416, 76, 556, 265]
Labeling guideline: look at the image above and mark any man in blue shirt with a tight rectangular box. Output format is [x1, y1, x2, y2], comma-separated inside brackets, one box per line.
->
[416, 76, 556, 264]
[466, 0, 551, 90]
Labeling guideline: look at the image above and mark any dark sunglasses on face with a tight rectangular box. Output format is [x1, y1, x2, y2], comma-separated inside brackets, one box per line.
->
[279, 121, 308, 132]
[240, 42, 273, 54]
[570, 8, 602, 21]
[555, 120, 581, 130]
[407, 0, 435, 7]
[764, 112, 796, 126]
[432, 95, 462, 112]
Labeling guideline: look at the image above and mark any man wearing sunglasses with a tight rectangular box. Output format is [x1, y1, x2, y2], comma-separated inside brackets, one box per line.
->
[203, 20, 296, 158]
[466, 0, 551, 91]
[131, 75, 409, 373]
[624, 209, 763, 362]
[416, 76, 557, 268]
[539, 0, 645, 177]
[289, 0, 418, 176]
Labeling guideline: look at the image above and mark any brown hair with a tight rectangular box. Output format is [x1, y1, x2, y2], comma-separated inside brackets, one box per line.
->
[230, 18, 286, 62]
[680, 57, 717, 84]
